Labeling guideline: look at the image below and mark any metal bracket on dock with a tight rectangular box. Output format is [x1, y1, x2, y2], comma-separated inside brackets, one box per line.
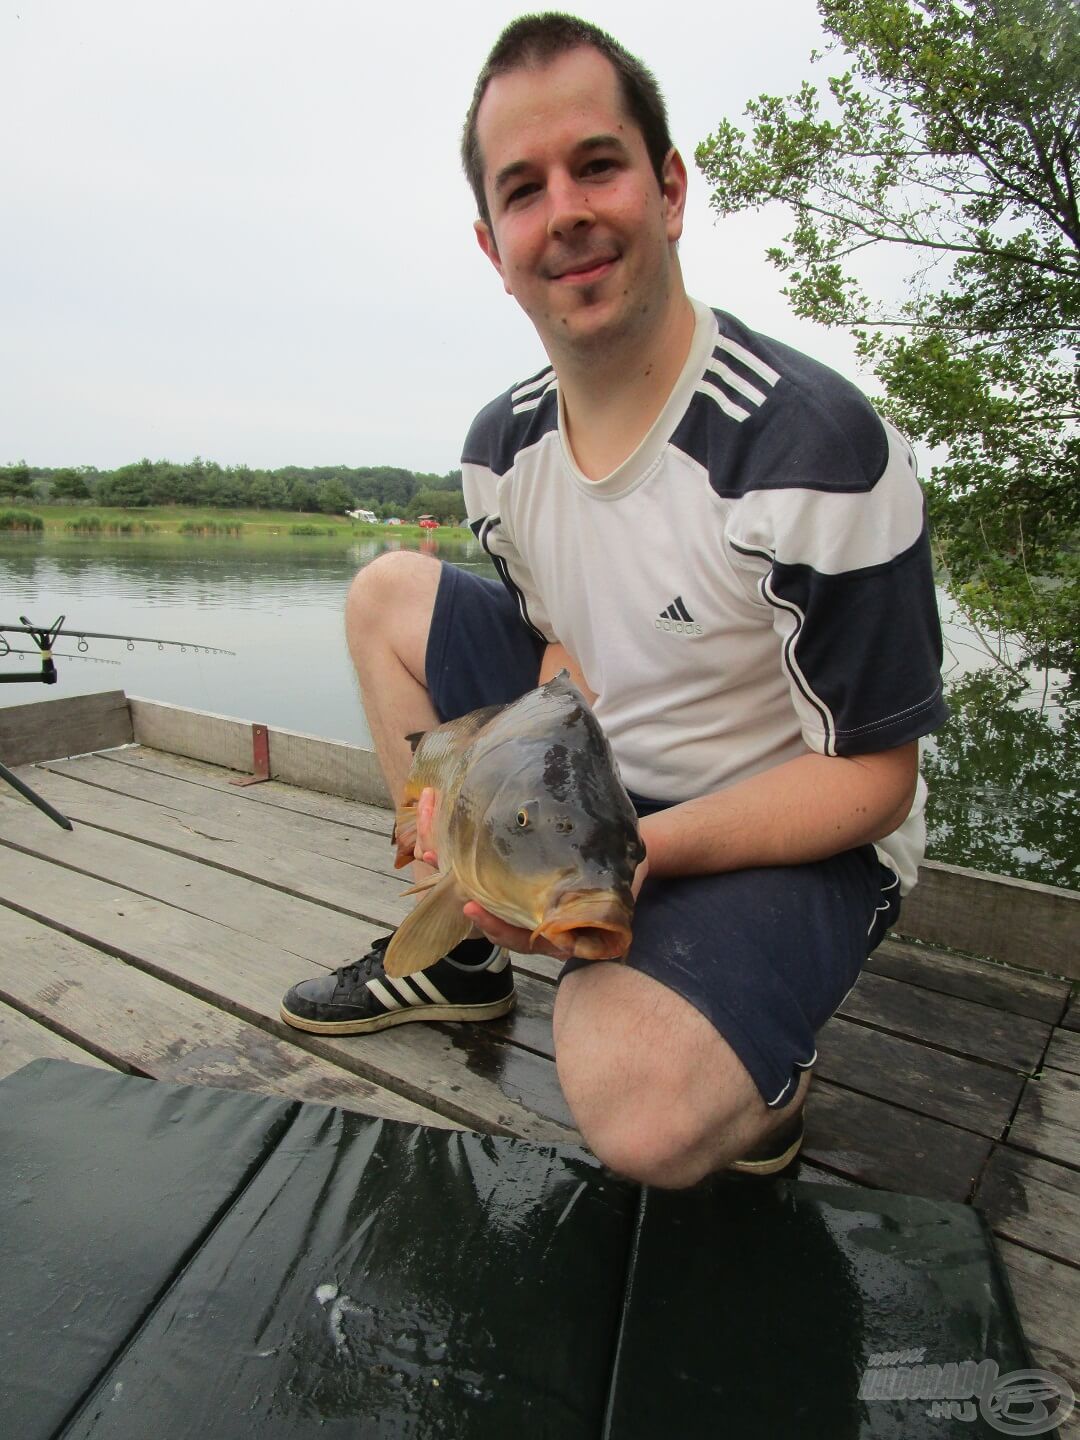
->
[229, 724, 271, 787]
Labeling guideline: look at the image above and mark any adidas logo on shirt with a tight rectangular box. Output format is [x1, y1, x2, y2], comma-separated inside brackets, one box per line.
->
[655, 596, 702, 636]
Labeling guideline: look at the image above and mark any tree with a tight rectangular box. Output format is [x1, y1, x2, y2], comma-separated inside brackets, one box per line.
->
[696, 0, 1079, 690]
[316, 477, 352, 514]
[406, 489, 465, 523]
[49, 468, 91, 502]
[0, 462, 31, 499]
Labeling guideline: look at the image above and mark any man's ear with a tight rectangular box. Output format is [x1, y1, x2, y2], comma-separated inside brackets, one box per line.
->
[661, 148, 689, 244]
[475, 219, 510, 294]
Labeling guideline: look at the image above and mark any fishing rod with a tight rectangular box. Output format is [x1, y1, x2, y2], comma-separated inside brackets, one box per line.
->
[0, 614, 235, 685]
[0, 613, 236, 828]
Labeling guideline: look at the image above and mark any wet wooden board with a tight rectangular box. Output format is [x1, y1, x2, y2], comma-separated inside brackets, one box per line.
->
[0, 1000, 117, 1080]
[1046, 1026, 1080, 1075]
[867, 937, 1071, 1024]
[1010, 1068, 1080, 1169]
[995, 1241, 1080, 1436]
[0, 907, 456, 1128]
[837, 969, 1052, 1073]
[975, 1145, 1080, 1268]
[799, 1082, 992, 1203]
[0, 844, 576, 1142]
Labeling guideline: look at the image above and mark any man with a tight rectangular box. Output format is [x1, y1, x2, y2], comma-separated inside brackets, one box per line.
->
[281, 14, 946, 1187]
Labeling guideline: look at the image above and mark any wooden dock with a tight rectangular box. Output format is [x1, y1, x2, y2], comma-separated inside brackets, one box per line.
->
[1, 691, 1078, 1428]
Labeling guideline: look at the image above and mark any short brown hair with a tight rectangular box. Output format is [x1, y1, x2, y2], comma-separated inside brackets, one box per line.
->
[461, 12, 674, 227]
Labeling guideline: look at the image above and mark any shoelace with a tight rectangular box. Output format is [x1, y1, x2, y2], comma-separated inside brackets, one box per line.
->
[332, 936, 391, 992]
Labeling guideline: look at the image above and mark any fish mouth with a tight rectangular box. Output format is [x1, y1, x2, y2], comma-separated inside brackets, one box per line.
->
[532, 891, 633, 960]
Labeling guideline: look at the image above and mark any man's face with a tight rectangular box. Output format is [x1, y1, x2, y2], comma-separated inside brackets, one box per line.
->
[473, 46, 686, 358]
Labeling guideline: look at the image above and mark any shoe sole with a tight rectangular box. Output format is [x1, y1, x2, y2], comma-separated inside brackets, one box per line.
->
[279, 992, 515, 1036]
[729, 1121, 804, 1176]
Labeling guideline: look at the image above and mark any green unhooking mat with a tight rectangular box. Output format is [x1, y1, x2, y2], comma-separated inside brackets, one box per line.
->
[0, 1060, 1052, 1438]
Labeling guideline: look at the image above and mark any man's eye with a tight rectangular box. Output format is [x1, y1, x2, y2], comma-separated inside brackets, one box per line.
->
[582, 158, 615, 177]
[507, 183, 539, 205]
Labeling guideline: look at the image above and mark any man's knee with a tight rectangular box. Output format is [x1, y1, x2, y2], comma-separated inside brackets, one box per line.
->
[346, 550, 441, 624]
[345, 551, 442, 676]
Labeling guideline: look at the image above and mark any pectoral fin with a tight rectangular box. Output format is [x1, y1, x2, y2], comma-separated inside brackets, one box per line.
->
[383, 871, 474, 977]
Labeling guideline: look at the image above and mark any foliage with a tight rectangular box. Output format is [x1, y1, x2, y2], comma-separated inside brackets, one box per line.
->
[20, 459, 465, 518]
[0, 463, 32, 499]
[0, 509, 43, 531]
[696, 0, 1080, 688]
[923, 671, 1079, 886]
[178, 519, 244, 537]
[406, 489, 466, 523]
[48, 468, 92, 502]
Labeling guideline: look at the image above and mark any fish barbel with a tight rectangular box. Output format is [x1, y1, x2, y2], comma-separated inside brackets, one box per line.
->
[384, 672, 645, 978]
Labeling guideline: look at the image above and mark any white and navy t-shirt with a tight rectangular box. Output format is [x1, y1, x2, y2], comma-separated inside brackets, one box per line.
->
[461, 300, 947, 891]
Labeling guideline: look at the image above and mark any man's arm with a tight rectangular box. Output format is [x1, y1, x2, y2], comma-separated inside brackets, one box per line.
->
[538, 641, 597, 704]
[638, 743, 918, 879]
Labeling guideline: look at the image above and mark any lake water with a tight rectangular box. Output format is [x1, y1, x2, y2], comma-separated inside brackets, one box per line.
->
[2, 532, 1074, 886]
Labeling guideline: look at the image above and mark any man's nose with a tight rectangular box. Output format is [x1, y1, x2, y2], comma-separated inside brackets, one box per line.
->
[546, 173, 594, 238]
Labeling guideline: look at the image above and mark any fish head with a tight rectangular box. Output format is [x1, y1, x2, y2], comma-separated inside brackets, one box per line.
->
[450, 686, 645, 959]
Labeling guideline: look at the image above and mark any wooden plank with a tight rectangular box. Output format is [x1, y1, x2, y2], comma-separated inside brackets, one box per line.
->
[801, 1081, 991, 1202]
[996, 1240, 1080, 1433]
[0, 788, 379, 964]
[868, 936, 1071, 1024]
[10, 763, 410, 929]
[1046, 1027, 1080, 1077]
[74, 744, 395, 835]
[0, 845, 577, 1142]
[38, 753, 401, 877]
[839, 969, 1052, 1073]
[128, 697, 391, 805]
[0, 1000, 117, 1080]
[0, 690, 132, 765]
[898, 858, 1080, 979]
[488, 965, 1024, 1139]
[1063, 992, 1080, 1033]
[813, 1016, 1023, 1138]
[975, 1145, 1080, 1268]
[1011, 1068, 1080, 1169]
[0, 906, 456, 1128]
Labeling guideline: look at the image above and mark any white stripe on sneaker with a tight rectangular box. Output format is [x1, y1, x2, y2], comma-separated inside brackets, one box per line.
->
[366, 979, 404, 1010]
[388, 976, 428, 1006]
[410, 972, 450, 1004]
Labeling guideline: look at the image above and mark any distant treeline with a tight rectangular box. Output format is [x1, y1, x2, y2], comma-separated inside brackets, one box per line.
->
[0, 459, 466, 522]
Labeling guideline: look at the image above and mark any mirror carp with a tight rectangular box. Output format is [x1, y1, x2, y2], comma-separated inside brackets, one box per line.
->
[385, 673, 645, 977]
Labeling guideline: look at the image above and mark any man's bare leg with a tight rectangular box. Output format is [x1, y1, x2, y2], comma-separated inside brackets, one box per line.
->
[553, 962, 810, 1189]
[345, 551, 444, 885]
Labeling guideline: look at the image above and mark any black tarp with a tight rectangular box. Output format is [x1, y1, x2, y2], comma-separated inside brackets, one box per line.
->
[0, 1060, 1052, 1438]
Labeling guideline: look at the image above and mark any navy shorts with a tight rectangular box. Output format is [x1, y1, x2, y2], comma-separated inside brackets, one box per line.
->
[426, 563, 902, 1109]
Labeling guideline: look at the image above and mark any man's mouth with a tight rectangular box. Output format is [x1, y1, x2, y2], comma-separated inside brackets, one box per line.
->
[550, 254, 618, 284]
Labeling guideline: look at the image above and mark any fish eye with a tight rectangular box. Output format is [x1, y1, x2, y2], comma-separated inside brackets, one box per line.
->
[516, 808, 530, 828]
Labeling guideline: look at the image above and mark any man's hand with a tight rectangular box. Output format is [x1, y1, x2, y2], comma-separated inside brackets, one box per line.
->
[414, 786, 439, 867]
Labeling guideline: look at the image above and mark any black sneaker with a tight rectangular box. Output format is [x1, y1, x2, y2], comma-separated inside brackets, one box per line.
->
[729, 1111, 804, 1176]
[279, 936, 514, 1035]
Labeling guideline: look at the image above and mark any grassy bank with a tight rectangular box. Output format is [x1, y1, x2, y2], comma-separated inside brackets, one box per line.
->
[0, 505, 471, 542]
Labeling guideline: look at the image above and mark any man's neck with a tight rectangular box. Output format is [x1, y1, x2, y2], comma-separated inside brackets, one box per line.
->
[555, 291, 696, 481]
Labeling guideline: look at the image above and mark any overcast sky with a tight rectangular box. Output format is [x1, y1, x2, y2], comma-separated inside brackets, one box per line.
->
[2, 0, 872, 474]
